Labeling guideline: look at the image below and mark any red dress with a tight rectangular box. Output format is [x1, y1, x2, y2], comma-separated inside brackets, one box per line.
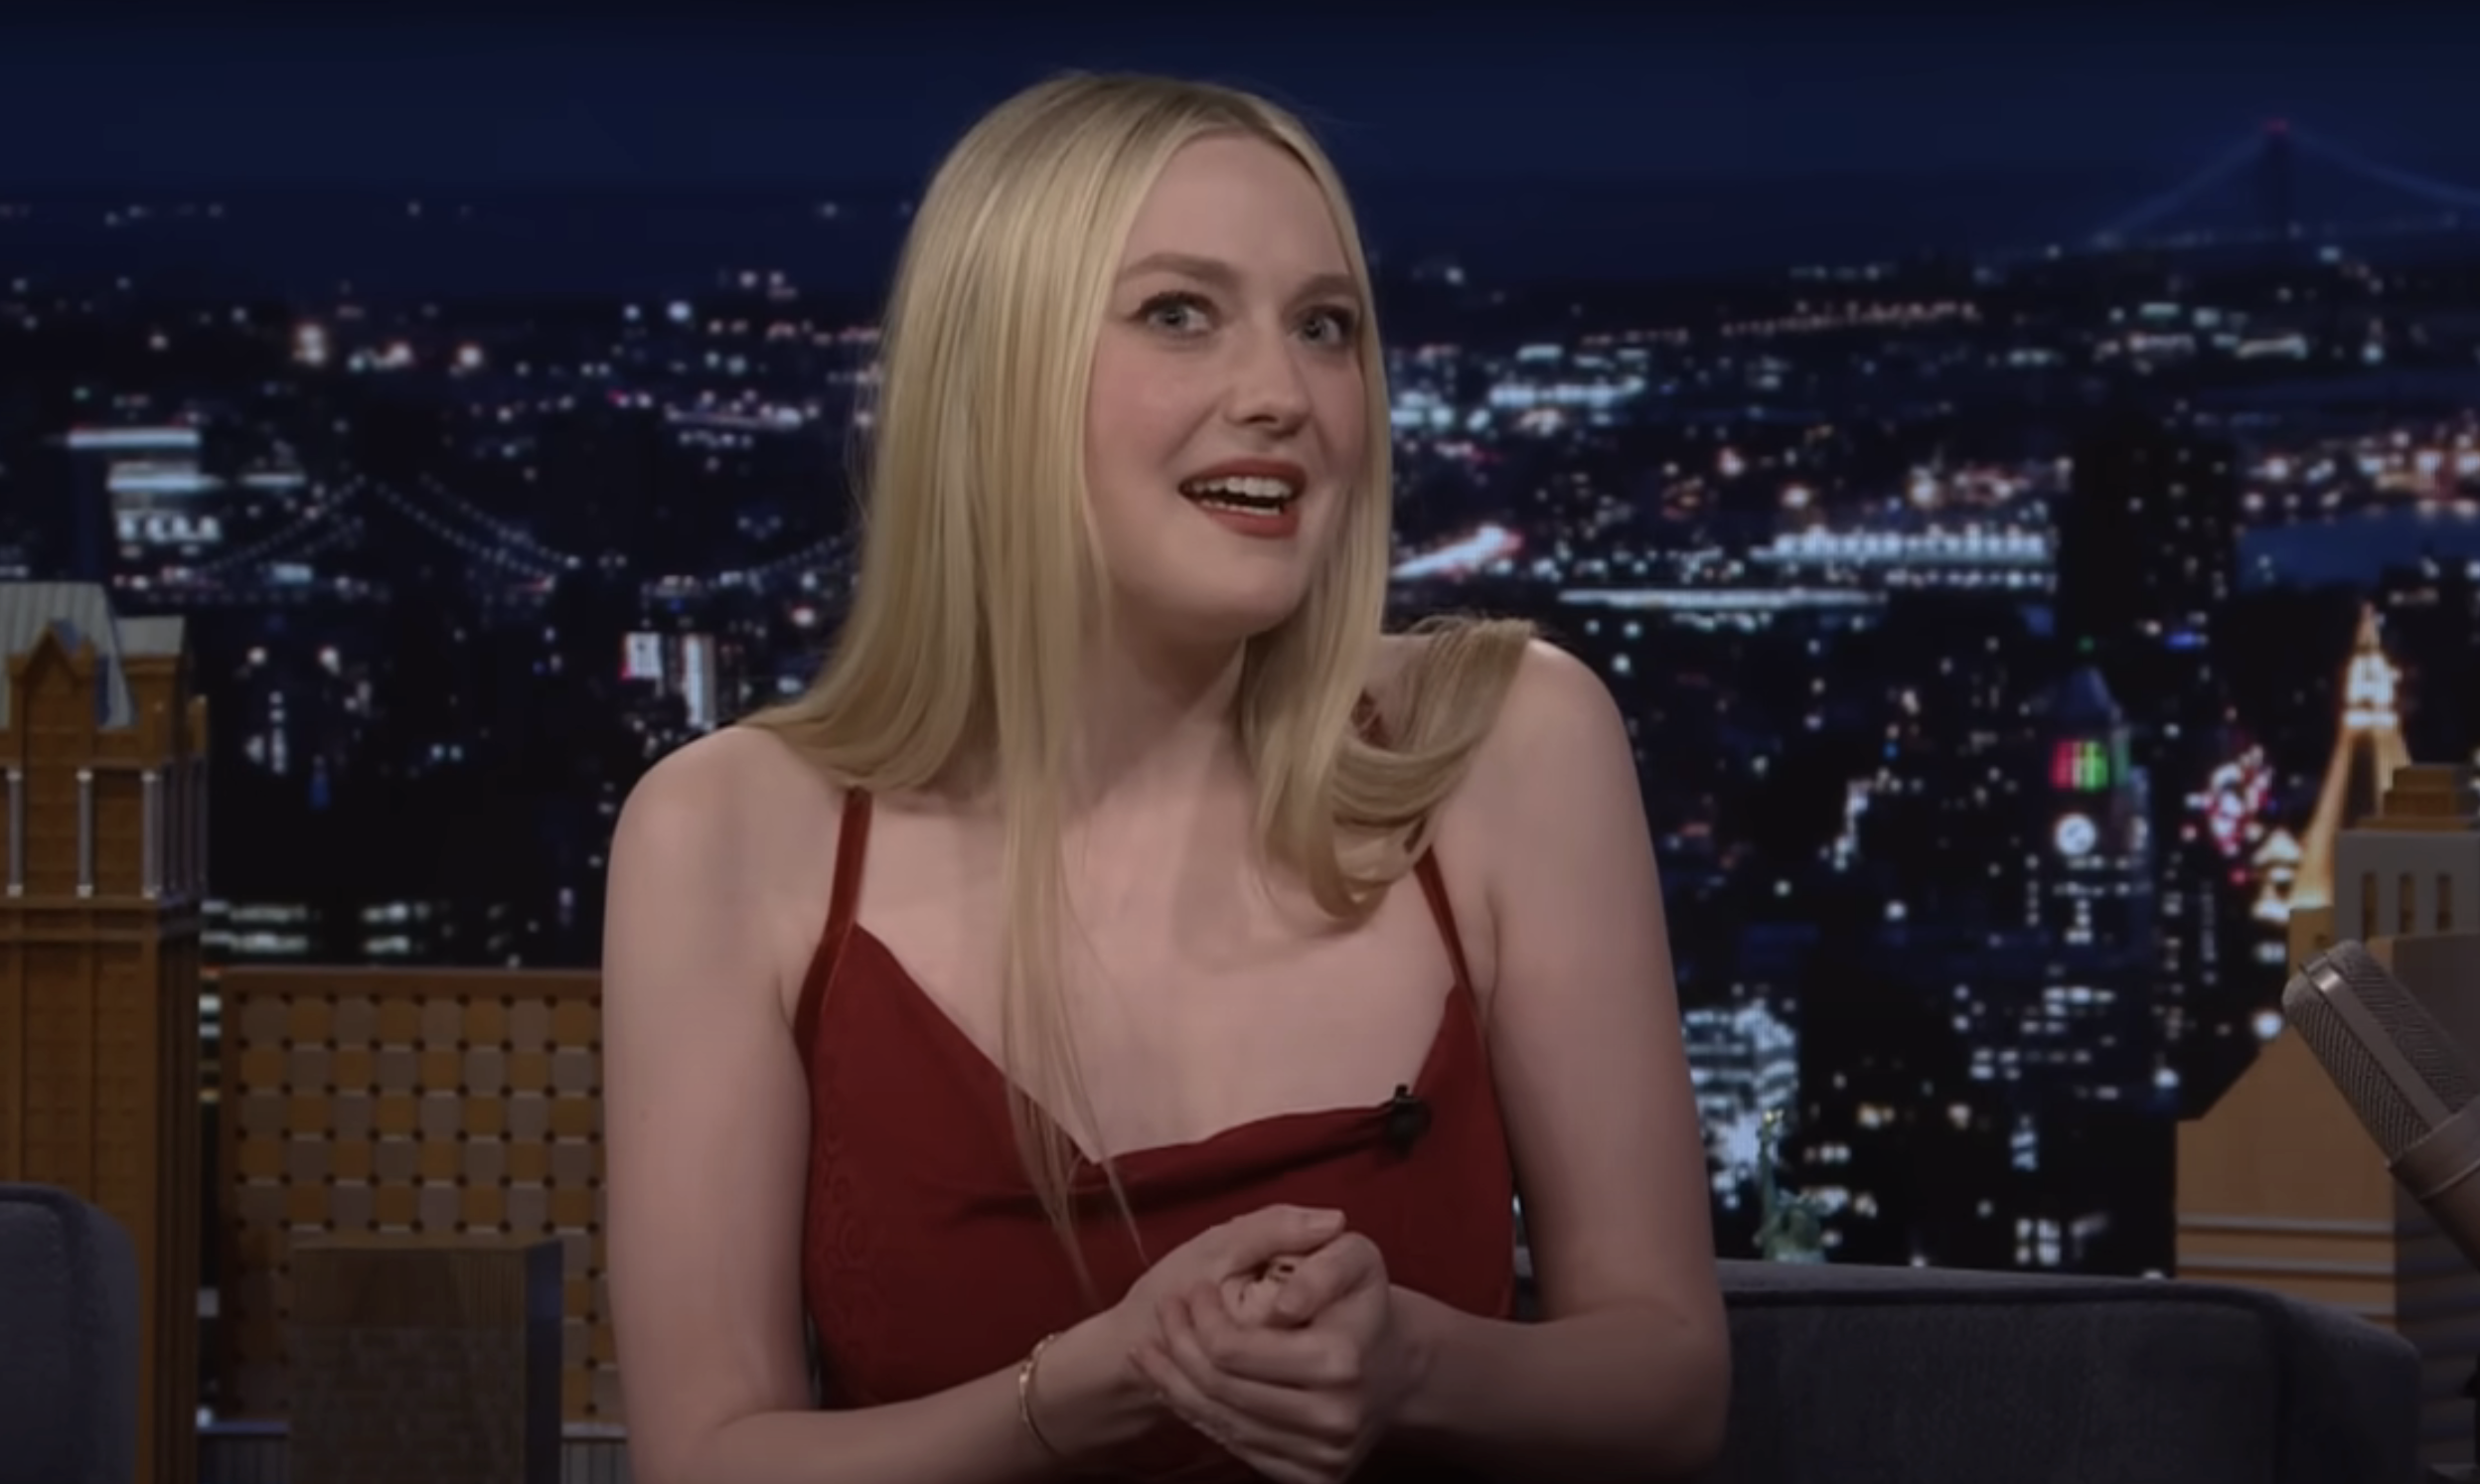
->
[795, 789, 1517, 1482]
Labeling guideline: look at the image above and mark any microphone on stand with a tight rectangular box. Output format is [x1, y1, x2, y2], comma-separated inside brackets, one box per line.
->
[2281, 940, 2480, 1476]
[2281, 940, 2480, 1267]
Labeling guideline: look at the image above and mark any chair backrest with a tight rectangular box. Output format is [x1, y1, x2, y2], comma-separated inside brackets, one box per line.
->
[0, 1183, 139, 1484]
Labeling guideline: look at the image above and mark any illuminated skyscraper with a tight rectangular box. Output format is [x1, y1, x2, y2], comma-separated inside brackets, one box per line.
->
[1949, 663, 2172, 1274]
[2287, 604, 2412, 918]
[2055, 413, 2248, 1100]
[64, 425, 227, 584]
[2024, 665, 2159, 1104]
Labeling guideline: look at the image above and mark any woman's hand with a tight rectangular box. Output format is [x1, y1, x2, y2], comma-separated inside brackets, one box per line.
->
[1090, 1206, 1350, 1391]
[1131, 1231, 1421, 1484]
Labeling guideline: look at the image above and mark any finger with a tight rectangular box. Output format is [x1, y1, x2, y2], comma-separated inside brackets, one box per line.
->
[1173, 1283, 1358, 1390]
[1220, 1272, 1275, 1326]
[1210, 1205, 1346, 1277]
[1271, 1233, 1384, 1324]
[1162, 1286, 1361, 1452]
[1133, 1340, 1327, 1484]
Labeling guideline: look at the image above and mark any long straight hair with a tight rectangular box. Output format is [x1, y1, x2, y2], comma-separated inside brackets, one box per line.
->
[746, 73, 1530, 1296]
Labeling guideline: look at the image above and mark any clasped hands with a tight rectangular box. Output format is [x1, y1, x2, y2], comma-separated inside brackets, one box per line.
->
[1124, 1205, 1419, 1484]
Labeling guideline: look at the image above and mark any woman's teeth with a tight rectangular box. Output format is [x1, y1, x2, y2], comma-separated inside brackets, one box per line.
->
[1179, 476, 1298, 512]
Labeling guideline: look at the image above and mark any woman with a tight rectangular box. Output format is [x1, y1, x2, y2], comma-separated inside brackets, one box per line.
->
[601, 72, 1727, 1484]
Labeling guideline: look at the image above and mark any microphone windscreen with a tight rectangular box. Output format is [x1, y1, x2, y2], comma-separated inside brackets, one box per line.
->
[2281, 941, 2480, 1162]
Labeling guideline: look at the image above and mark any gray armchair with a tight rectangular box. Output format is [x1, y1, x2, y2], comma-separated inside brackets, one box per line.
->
[0, 1183, 140, 1484]
[1704, 1259, 2423, 1484]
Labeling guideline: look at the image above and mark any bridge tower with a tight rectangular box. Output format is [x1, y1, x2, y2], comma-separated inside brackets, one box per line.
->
[2259, 118, 2298, 239]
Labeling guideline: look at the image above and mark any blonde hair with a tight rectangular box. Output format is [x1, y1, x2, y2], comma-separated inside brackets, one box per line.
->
[746, 72, 1530, 1295]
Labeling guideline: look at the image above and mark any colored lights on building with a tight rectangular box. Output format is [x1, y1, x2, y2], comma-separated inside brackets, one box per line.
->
[2052, 738, 2117, 792]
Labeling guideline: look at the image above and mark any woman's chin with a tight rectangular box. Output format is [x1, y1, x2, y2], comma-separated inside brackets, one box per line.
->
[1117, 584, 1312, 653]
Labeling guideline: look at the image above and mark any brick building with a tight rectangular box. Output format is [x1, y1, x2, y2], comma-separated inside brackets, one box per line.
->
[0, 580, 208, 1484]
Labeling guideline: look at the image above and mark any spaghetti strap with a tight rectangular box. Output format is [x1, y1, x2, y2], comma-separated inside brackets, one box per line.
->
[1352, 693, 1479, 995]
[793, 789, 873, 1051]
[1412, 851, 1476, 993]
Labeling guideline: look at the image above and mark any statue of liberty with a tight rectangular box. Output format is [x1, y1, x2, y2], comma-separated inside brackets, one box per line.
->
[1752, 1108, 1828, 1262]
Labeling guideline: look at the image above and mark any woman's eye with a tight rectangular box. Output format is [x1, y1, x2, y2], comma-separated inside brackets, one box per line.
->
[1135, 293, 1356, 346]
[1303, 308, 1359, 345]
[1141, 294, 1211, 333]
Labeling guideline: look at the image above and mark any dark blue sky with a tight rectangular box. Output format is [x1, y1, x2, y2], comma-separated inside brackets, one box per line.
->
[0, 5, 2472, 188]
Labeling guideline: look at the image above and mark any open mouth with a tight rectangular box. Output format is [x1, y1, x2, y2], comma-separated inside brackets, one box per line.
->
[1177, 474, 1301, 516]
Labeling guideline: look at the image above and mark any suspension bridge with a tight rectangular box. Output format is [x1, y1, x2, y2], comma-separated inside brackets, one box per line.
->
[2086, 118, 2480, 250]
[152, 465, 854, 604]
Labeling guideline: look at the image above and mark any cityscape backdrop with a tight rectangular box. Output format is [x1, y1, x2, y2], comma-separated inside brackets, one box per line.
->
[6, 13, 2480, 1320]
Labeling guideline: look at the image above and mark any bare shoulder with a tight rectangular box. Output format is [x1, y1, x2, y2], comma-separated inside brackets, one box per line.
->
[618, 723, 839, 845]
[1359, 625, 1628, 828]
[615, 726, 844, 890]
[1474, 637, 1622, 761]
[1373, 631, 1630, 987]
[1443, 636, 1635, 857]
[1379, 628, 1626, 803]
[608, 724, 847, 1011]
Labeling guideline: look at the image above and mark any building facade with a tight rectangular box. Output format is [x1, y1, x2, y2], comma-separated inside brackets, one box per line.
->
[0, 580, 209, 1484]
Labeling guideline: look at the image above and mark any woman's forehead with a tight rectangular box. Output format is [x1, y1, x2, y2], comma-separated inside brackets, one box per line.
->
[1117, 136, 1354, 290]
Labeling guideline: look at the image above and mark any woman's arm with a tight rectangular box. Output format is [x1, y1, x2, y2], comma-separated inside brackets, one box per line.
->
[601, 730, 1157, 1484]
[1401, 642, 1731, 1482]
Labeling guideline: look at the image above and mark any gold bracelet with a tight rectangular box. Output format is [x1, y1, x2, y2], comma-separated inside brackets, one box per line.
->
[1016, 1330, 1068, 1466]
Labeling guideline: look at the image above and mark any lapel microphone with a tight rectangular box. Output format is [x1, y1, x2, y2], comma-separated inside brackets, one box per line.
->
[1383, 1084, 1433, 1155]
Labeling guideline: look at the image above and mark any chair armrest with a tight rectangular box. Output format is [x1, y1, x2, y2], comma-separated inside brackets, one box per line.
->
[0, 1183, 140, 1484]
[1703, 1259, 2420, 1484]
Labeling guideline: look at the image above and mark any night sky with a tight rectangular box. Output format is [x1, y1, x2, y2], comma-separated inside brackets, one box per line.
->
[0, 3, 2474, 189]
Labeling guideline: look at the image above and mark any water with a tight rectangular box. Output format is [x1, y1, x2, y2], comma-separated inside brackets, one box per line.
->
[2243, 503, 2480, 588]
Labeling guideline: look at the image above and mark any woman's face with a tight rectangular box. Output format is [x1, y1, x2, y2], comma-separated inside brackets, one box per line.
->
[1083, 133, 1370, 651]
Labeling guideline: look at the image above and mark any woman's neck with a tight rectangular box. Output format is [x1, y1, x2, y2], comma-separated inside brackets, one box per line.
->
[1062, 624, 1249, 815]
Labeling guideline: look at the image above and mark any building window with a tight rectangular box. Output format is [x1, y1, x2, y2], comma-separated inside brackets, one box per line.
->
[192, 755, 209, 893]
[4, 768, 20, 896]
[141, 769, 162, 900]
[76, 768, 94, 898]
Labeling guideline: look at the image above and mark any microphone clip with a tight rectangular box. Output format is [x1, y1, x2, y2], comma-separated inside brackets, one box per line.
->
[1383, 1084, 1433, 1156]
